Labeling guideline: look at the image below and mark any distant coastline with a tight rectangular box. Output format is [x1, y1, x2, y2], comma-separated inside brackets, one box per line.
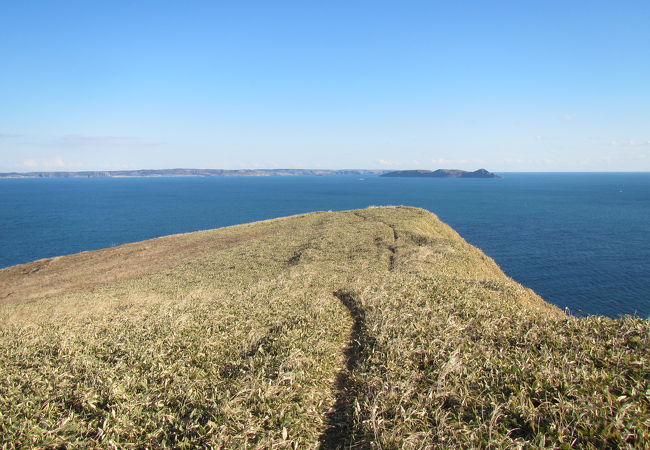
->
[0, 168, 386, 179]
[0, 168, 502, 179]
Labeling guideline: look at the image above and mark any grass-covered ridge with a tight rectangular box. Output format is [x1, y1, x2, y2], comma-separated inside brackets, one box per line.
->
[0, 207, 647, 448]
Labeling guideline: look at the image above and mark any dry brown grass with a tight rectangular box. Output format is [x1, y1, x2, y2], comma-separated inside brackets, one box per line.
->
[0, 207, 647, 448]
[0, 225, 277, 303]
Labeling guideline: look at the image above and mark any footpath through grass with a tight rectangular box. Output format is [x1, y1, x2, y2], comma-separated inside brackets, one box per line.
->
[0, 207, 648, 448]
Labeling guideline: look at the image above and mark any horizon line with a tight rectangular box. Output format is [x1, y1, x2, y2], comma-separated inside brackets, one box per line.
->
[1, 167, 650, 177]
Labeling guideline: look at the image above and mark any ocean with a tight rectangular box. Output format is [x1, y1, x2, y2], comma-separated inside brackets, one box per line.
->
[1, 173, 648, 318]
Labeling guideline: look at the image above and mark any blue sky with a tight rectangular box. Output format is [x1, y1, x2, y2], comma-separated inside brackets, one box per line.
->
[1, 1, 649, 172]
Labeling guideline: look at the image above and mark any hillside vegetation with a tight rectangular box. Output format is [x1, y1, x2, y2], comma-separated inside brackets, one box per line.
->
[0, 207, 648, 448]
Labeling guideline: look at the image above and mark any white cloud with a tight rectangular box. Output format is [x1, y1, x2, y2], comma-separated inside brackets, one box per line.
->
[562, 114, 575, 121]
[22, 157, 68, 170]
[376, 159, 400, 166]
[609, 139, 650, 148]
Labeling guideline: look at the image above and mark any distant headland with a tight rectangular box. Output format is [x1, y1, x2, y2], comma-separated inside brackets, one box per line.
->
[381, 168, 500, 178]
[0, 168, 501, 178]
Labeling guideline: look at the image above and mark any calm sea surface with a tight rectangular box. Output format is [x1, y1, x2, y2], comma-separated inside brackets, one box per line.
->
[1, 173, 648, 318]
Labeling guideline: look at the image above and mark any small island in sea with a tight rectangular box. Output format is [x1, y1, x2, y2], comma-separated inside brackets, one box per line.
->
[381, 168, 500, 178]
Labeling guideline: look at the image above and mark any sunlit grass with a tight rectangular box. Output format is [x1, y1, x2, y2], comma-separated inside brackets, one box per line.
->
[1, 207, 647, 447]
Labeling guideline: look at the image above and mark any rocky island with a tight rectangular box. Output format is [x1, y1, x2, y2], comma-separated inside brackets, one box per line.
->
[381, 168, 500, 178]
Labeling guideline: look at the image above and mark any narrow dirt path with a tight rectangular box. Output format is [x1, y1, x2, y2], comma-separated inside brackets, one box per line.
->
[382, 222, 398, 272]
[319, 290, 374, 449]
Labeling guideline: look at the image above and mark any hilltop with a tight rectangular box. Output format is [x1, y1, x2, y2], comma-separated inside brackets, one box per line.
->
[0, 207, 647, 447]
[381, 168, 500, 178]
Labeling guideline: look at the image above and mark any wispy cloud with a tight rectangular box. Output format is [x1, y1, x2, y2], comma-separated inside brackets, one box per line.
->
[562, 114, 575, 121]
[376, 159, 401, 167]
[22, 157, 68, 169]
[609, 139, 650, 148]
[607, 140, 650, 162]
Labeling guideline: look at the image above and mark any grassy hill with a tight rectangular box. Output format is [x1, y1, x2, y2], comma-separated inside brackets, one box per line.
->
[0, 207, 648, 448]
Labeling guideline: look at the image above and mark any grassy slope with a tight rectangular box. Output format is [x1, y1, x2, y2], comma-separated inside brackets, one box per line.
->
[0, 207, 647, 448]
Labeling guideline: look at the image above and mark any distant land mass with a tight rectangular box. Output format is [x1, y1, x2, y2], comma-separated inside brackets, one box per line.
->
[0, 168, 385, 178]
[381, 168, 500, 178]
[0, 168, 502, 179]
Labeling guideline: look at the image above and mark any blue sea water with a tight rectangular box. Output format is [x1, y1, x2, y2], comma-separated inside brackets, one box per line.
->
[1, 173, 648, 318]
